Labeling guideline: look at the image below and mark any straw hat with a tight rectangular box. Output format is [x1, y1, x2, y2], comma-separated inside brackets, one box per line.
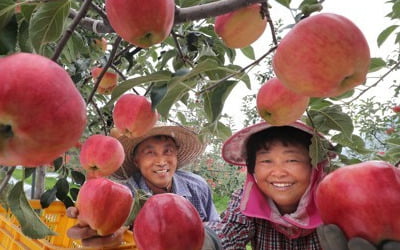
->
[113, 124, 205, 179]
[222, 120, 334, 166]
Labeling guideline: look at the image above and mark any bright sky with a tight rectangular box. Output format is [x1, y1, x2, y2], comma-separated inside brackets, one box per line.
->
[224, 0, 397, 128]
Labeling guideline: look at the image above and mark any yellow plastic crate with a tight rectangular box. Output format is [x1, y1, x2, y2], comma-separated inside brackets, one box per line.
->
[0, 200, 137, 249]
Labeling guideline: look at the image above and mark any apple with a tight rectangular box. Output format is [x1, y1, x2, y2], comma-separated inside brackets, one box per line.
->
[315, 161, 400, 245]
[109, 127, 123, 138]
[272, 13, 370, 97]
[113, 94, 158, 138]
[256, 77, 310, 126]
[91, 67, 118, 95]
[0, 53, 86, 167]
[76, 177, 133, 236]
[385, 127, 395, 135]
[105, 0, 175, 48]
[134, 193, 205, 250]
[79, 135, 125, 178]
[94, 37, 107, 52]
[214, 3, 267, 49]
[392, 106, 400, 113]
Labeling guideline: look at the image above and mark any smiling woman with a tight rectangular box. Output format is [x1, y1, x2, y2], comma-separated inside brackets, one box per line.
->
[206, 120, 333, 250]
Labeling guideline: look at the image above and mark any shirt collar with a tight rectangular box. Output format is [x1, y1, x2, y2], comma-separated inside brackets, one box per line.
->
[136, 171, 193, 198]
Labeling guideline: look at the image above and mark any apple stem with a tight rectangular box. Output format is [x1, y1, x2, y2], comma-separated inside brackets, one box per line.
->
[0, 124, 13, 139]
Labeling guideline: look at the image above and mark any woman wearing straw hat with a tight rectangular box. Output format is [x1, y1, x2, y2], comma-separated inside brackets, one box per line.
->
[204, 120, 332, 249]
[204, 120, 400, 250]
[67, 124, 221, 248]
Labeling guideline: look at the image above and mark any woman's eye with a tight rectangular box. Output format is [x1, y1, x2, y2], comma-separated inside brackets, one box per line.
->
[287, 159, 299, 163]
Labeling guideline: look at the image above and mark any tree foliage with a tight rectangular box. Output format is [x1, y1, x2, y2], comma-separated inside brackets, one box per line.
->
[0, 0, 399, 239]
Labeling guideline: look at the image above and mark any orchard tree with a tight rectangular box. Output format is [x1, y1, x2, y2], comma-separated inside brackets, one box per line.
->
[0, 0, 399, 239]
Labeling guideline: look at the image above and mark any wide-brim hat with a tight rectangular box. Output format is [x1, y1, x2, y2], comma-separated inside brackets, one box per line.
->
[222, 120, 334, 166]
[113, 125, 205, 179]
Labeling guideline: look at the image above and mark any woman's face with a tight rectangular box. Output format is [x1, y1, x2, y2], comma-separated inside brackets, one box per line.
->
[253, 141, 312, 214]
[134, 136, 178, 191]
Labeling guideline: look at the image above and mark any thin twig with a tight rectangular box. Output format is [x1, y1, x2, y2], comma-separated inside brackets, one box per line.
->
[87, 36, 122, 104]
[345, 60, 400, 104]
[90, 100, 108, 135]
[197, 45, 277, 94]
[51, 0, 92, 62]
[262, 1, 278, 46]
[110, 64, 126, 80]
[171, 31, 195, 68]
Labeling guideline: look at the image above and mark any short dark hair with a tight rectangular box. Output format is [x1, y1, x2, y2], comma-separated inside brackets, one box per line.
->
[245, 126, 312, 174]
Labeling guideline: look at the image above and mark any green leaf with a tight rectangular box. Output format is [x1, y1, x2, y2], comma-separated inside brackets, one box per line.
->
[240, 46, 255, 60]
[0, 0, 14, 30]
[368, 57, 387, 72]
[29, 0, 70, 54]
[18, 20, 33, 53]
[71, 170, 85, 185]
[107, 71, 172, 107]
[55, 178, 69, 200]
[331, 133, 371, 154]
[8, 181, 56, 238]
[176, 111, 187, 124]
[70, 187, 79, 201]
[150, 83, 168, 108]
[23, 168, 35, 179]
[204, 80, 237, 122]
[156, 59, 221, 117]
[203, 121, 232, 140]
[275, 0, 291, 8]
[377, 25, 399, 47]
[156, 79, 198, 118]
[309, 133, 332, 167]
[307, 105, 354, 137]
[308, 98, 333, 110]
[385, 137, 400, 146]
[40, 188, 57, 208]
[125, 189, 150, 226]
[53, 157, 63, 170]
[21, 4, 37, 23]
[0, 15, 17, 55]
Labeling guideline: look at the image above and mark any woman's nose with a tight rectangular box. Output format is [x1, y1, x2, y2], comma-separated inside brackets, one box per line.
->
[270, 166, 288, 178]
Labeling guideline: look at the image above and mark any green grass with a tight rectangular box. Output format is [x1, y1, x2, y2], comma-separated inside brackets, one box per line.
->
[12, 168, 57, 190]
[213, 193, 230, 214]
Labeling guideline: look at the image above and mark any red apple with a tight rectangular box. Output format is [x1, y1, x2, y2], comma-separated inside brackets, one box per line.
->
[134, 193, 205, 250]
[273, 13, 370, 97]
[214, 3, 267, 49]
[79, 135, 125, 178]
[385, 127, 395, 135]
[105, 0, 175, 48]
[113, 94, 158, 138]
[392, 106, 400, 113]
[94, 37, 107, 52]
[256, 77, 309, 126]
[76, 177, 133, 236]
[91, 67, 118, 95]
[315, 161, 400, 245]
[0, 53, 86, 167]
